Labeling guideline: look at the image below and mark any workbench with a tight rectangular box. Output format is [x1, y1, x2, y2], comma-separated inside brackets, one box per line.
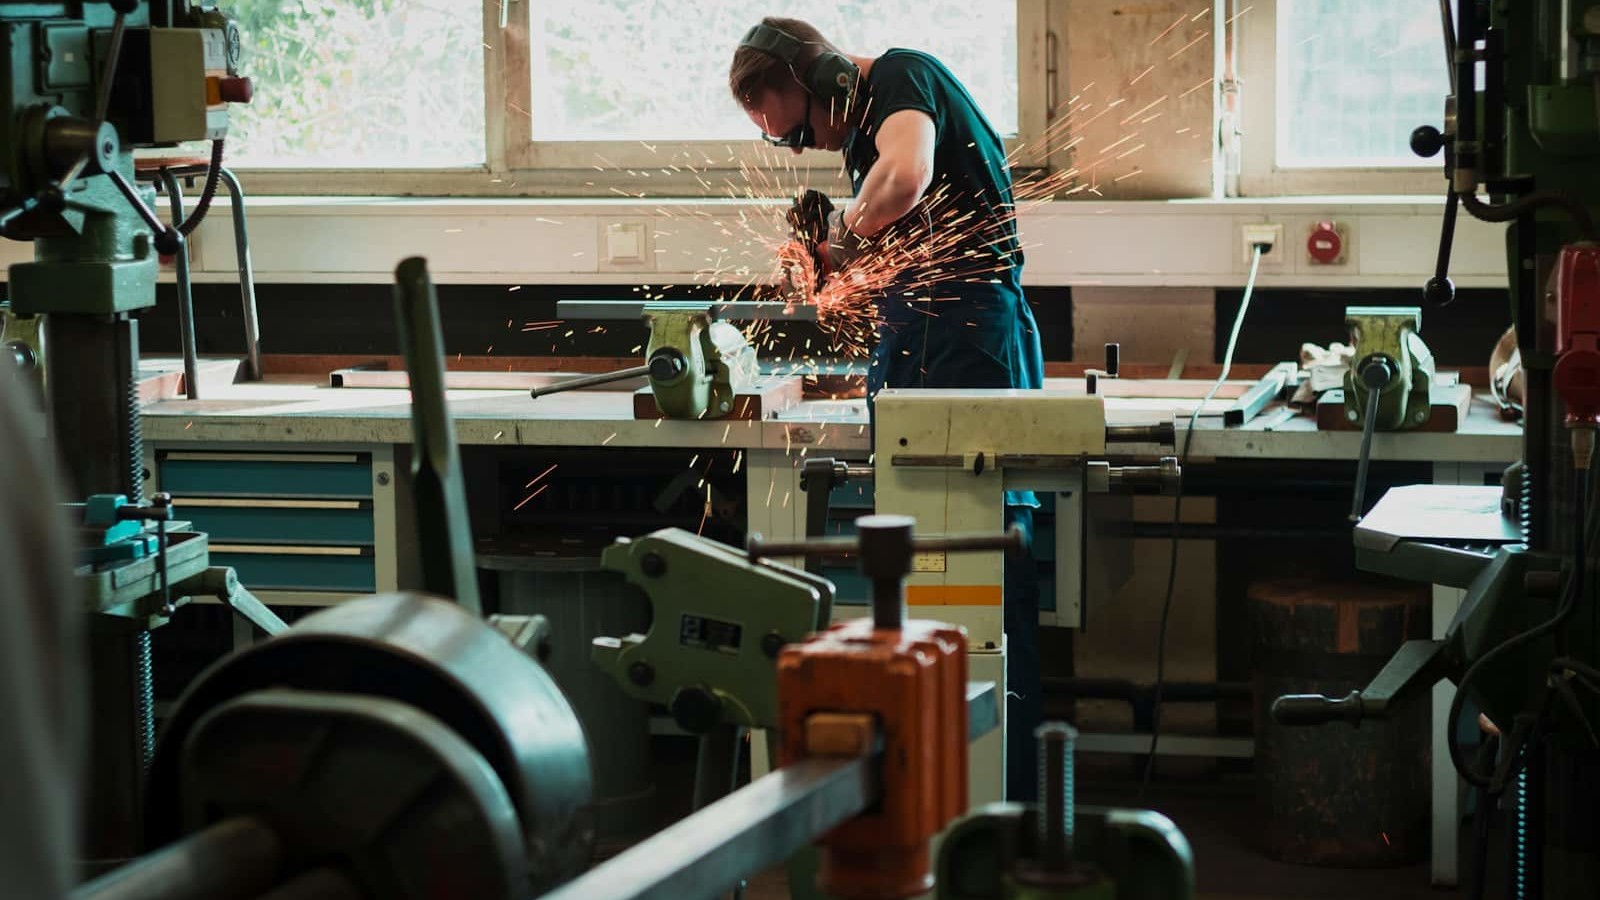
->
[140, 370, 1519, 887]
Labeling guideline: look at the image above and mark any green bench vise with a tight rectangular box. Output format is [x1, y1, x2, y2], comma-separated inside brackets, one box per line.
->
[1342, 306, 1436, 431]
[592, 526, 833, 732]
[531, 302, 759, 420]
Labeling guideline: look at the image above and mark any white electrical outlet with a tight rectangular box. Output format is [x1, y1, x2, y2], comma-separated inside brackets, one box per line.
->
[1240, 223, 1284, 267]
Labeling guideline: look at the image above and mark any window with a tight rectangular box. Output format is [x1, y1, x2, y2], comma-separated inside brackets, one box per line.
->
[527, 2, 1018, 144]
[227, 1, 1050, 195]
[1235, 0, 1451, 195]
[503, 0, 1042, 174]
[1275, 0, 1448, 168]
[225, 0, 484, 168]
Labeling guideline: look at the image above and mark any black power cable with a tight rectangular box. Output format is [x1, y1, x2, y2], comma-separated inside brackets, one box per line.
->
[1140, 242, 1267, 799]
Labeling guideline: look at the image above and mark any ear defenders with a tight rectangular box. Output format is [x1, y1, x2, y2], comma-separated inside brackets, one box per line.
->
[739, 23, 860, 107]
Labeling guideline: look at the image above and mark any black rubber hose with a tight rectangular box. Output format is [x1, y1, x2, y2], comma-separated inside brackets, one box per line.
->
[177, 139, 224, 236]
[1460, 190, 1598, 243]
[1446, 467, 1589, 787]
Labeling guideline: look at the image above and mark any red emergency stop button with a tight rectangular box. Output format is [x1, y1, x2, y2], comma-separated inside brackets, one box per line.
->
[1307, 220, 1343, 265]
[218, 76, 253, 104]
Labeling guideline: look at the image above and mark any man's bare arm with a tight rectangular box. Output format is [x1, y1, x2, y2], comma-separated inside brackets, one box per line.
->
[844, 109, 935, 237]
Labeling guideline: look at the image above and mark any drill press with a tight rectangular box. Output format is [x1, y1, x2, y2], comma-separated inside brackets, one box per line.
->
[0, 0, 255, 864]
[1271, 2, 1600, 894]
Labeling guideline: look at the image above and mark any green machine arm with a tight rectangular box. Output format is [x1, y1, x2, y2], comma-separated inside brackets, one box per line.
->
[593, 527, 834, 731]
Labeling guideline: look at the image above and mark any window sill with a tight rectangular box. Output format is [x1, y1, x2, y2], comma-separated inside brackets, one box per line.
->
[0, 195, 1504, 290]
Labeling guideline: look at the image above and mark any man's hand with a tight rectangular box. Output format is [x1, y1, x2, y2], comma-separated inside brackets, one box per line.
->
[824, 211, 871, 272]
[787, 189, 834, 246]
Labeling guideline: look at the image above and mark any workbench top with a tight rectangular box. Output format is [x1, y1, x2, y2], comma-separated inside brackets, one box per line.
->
[140, 372, 1522, 463]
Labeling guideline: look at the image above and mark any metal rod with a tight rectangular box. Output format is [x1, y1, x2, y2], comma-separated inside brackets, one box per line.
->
[539, 756, 876, 900]
[530, 364, 651, 398]
[216, 168, 262, 381]
[393, 257, 482, 613]
[1036, 722, 1076, 869]
[1438, 0, 1456, 96]
[106, 170, 169, 248]
[555, 300, 820, 322]
[1350, 382, 1383, 522]
[71, 817, 283, 900]
[748, 525, 1024, 561]
[159, 169, 201, 400]
[94, 12, 127, 125]
[1105, 422, 1177, 445]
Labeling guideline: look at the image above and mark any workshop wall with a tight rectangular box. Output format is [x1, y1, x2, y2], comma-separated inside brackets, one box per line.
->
[1051, 0, 1216, 199]
[1213, 287, 1512, 369]
[136, 282, 1078, 364]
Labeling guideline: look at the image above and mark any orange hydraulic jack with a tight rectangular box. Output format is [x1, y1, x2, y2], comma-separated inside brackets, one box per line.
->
[766, 515, 1020, 899]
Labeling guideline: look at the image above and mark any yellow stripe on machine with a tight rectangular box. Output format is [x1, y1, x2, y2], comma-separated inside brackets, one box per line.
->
[906, 585, 1003, 606]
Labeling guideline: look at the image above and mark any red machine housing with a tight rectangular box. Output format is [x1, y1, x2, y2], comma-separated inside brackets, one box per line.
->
[1554, 244, 1600, 427]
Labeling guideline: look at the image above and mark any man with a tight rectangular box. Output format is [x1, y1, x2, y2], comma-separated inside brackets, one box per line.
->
[730, 17, 1045, 802]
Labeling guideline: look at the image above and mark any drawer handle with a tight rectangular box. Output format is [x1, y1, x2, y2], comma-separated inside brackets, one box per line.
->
[162, 452, 365, 465]
[210, 544, 367, 557]
[182, 498, 366, 511]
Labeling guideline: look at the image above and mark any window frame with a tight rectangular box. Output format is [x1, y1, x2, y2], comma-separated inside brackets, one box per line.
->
[230, 0, 1052, 197]
[1233, 0, 1449, 197]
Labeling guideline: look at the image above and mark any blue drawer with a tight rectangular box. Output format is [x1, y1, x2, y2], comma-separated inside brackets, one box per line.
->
[181, 504, 374, 545]
[159, 453, 372, 499]
[822, 566, 871, 606]
[211, 550, 376, 592]
[828, 478, 874, 510]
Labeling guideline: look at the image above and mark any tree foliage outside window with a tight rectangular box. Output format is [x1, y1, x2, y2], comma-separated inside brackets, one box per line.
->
[529, 1, 1018, 143]
[225, 0, 483, 168]
[1276, 0, 1448, 168]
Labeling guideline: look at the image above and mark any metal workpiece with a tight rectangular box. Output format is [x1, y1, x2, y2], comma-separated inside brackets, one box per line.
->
[1085, 457, 1182, 496]
[593, 527, 833, 729]
[393, 257, 481, 612]
[540, 755, 877, 900]
[144, 593, 595, 891]
[556, 299, 821, 322]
